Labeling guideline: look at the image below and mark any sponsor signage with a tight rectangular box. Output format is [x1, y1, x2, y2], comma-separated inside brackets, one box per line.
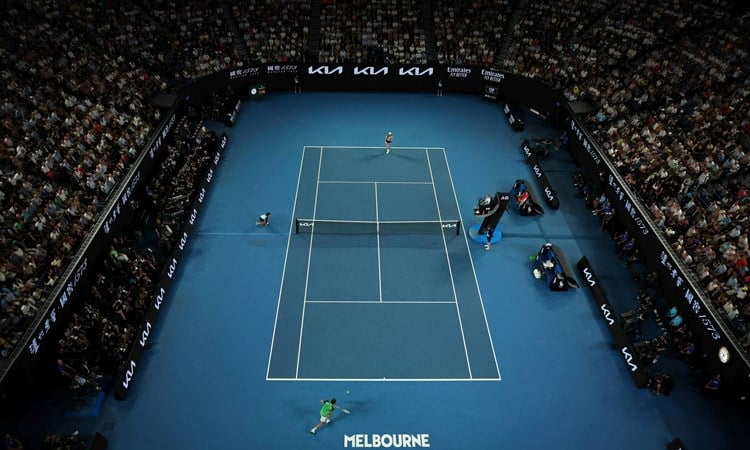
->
[577, 257, 649, 387]
[398, 67, 433, 76]
[481, 69, 505, 83]
[447, 67, 471, 78]
[294, 64, 439, 92]
[308, 65, 344, 75]
[304, 65, 435, 77]
[25, 257, 88, 355]
[248, 84, 267, 97]
[354, 66, 389, 76]
[114, 133, 227, 400]
[521, 144, 559, 209]
[147, 113, 177, 160]
[267, 64, 299, 75]
[483, 85, 498, 101]
[229, 67, 260, 80]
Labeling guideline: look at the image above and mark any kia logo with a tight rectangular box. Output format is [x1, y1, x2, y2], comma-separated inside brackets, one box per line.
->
[122, 360, 137, 388]
[621, 346, 638, 372]
[353, 67, 388, 76]
[139, 322, 152, 347]
[154, 287, 166, 310]
[166, 258, 178, 279]
[533, 165, 543, 178]
[600, 304, 615, 325]
[398, 67, 433, 76]
[178, 232, 188, 251]
[308, 65, 344, 75]
[299, 222, 314, 227]
[544, 187, 555, 201]
[583, 267, 596, 286]
[442, 223, 457, 228]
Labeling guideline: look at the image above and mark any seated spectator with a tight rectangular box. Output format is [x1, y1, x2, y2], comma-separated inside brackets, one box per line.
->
[3, 433, 23, 450]
[41, 432, 84, 450]
[649, 372, 673, 396]
[704, 373, 721, 393]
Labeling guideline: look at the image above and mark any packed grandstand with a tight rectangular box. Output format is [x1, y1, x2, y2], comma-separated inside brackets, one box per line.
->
[0, 0, 748, 447]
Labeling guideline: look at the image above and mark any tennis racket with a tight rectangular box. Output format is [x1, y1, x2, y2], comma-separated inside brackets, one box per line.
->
[338, 406, 351, 414]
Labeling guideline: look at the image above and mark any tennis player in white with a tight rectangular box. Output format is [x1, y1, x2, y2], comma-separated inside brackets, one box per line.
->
[385, 131, 393, 154]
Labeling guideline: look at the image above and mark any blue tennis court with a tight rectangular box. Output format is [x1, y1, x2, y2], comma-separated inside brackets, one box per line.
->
[70, 92, 750, 450]
[268, 146, 500, 380]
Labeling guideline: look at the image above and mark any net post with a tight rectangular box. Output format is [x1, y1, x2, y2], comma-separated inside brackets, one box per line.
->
[295, 218, 299, 234]
[456, 220, 461, 235]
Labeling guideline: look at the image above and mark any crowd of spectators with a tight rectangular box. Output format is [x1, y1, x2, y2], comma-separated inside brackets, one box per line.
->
[433, 0, 511, 66]
[40, 432, 85, 450]
[138, 0, 241, 80]
[318, 0, 427, 64]
[0, 0, 161, 359]
[13, 117, 219, 446]
[148, 122, 219, 252]
[504, 0, 613, 77]
[504, 0, 750, 351]
[0, 0, 748, 427]
[52, 117, 218, 391]
[0, 0, 242, 361]
[53, 234, 157, 385]
[233, 0, 311, 64]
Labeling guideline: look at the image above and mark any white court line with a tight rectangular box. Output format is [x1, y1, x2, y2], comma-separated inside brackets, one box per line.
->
[437, 147, 503, 380]
[270, 145, 501, 382]
[268, 377, 500, 382]
[266, 147, 308, 380]
[375, 182, 382, 303]
[295, 147, 324, 379]
[305, 300, 456, 304]
[304, 145, 432, 150]
[196, 232, 276, 236]
[319, 180, 432, 185]
[426, 149, 473, 379]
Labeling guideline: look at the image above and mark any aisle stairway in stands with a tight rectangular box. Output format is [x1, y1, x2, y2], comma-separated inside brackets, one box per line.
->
[219, 0, 250, 62]
[421, 0, 437, 62]
[573, 0, 625, 42]
[306, 0, 323, 62]
[494, 0, 528, 67]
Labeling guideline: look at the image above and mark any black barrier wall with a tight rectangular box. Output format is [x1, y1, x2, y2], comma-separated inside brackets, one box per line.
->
[578, 257, 649, 388]
[191, 64, 564, 125]
[114, 133, 228, 400]
[564, 107, 750, 386]
[521, 142, 560, 210]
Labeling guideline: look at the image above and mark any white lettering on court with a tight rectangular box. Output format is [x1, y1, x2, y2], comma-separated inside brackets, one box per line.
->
[344, 434, 430, 448]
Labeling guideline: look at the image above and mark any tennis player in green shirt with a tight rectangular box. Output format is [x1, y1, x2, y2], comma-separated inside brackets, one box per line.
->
[310, 398, 337, 434]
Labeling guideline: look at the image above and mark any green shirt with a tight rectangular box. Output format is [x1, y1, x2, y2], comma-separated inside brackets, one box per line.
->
[320, 401, 334, 416]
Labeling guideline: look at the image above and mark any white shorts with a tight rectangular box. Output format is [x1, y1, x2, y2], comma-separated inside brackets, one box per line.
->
[319, 416, 332, 423]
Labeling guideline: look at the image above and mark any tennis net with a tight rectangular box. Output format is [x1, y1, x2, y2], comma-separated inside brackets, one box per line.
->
[295, 219, 461, 235]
